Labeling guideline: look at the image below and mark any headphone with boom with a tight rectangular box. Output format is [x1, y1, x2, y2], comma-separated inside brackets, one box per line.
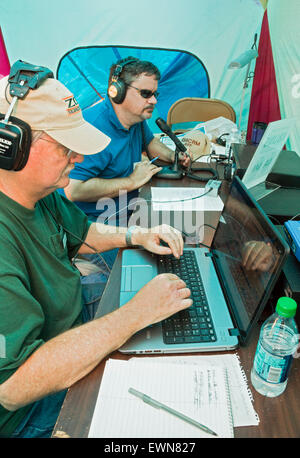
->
[0, 60, 53, 171]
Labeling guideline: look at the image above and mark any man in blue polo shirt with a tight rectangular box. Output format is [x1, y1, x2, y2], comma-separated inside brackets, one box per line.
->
[63, 57, 189, 225]
[61, 57, 189, 276]
[63, 84, 154, 226]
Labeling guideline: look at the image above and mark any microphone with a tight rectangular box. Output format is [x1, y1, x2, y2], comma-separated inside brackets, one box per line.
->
[156, 118, 187, 153]
[154, 118, 184, 180]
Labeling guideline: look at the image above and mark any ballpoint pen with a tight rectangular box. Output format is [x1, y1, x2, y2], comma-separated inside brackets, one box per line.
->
[149, 156, 160, 164]
[128, 387, 218, 437]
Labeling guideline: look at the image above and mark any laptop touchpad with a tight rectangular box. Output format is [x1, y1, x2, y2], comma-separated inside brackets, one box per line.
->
[121, 266, 154, 292]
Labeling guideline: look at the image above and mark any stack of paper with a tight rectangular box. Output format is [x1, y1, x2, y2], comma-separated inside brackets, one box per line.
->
[88, 354, 259, 438]
[129, 354, 259, 428]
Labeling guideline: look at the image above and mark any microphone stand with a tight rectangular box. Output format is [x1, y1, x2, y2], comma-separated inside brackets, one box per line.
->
[156, 145, 184, 179]
[154, 117, 187, 179]
[153, 118, 218, 182]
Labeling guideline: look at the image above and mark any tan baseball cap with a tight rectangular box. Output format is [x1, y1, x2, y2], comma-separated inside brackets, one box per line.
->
[0, 75, 110, 155]
[181, 129, 211, 160]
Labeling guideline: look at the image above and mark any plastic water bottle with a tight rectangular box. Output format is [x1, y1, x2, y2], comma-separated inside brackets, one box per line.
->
[251, 297, 299, 397]
[230, 126, 241, 144]
[225, 126, 241, 157]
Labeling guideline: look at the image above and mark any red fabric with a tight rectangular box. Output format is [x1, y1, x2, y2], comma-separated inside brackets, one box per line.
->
[246, 10, 281, 141]
[0, 27, 10, 78]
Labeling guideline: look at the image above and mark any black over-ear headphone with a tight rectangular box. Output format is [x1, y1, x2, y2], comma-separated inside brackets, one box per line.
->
[0, 60, 53, 171]
[107, 57, 138, 104]
[0, 113, 32, 171]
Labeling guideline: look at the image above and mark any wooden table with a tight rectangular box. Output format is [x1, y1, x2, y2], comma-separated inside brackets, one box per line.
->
[52, 172, 300, 439]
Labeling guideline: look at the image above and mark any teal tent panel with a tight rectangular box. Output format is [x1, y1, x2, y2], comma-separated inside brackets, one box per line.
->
[268, 0, 300, 156]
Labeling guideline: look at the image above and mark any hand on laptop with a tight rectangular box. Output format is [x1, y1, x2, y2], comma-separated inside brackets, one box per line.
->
[242, 240, 273, 272]
[131, 224, 184, 259]
[126, 273, 193, 327]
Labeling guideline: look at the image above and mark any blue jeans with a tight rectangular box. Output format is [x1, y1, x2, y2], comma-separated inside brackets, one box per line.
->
[80, 249, 117, 319]
[11, 251, 116, 438]
[11, 390, 68, 438]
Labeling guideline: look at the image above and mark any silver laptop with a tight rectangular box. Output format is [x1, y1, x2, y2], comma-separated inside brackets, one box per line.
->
[118, 176, 289, 354]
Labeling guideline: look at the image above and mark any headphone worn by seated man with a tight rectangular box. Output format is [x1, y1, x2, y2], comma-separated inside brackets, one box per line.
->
[0, 60, 53, 171]
[107, 57, 138, 105]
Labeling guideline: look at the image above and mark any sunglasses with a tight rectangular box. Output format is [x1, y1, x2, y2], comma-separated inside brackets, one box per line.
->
[127, 84, 159, 100]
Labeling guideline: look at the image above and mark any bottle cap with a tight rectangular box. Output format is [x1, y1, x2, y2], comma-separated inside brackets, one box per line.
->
[276, 297, 297, 318]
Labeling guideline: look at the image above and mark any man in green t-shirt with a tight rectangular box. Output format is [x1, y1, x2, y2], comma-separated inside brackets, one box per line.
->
[0, 67, 192, 437]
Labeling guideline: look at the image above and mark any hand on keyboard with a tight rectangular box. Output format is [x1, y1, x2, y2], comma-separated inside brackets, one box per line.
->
[126, 273, 192, 328]
[157, 251, 217, 344]
[131, 224, 184, 259]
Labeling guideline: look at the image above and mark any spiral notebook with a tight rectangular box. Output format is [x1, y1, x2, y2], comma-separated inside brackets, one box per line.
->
[129, 354, 259, 427]
[88, 359, 234, 438]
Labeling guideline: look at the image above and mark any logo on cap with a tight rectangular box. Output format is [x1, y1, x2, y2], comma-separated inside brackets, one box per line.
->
[63, 95, 81, 115]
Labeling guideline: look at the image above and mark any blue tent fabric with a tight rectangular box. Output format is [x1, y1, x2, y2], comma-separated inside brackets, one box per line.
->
[57, 45, 210, 133]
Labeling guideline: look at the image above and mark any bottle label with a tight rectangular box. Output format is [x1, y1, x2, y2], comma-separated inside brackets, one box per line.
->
[253, 341, 293, 384]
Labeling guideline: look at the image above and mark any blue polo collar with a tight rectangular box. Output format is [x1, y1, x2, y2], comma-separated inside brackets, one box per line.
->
[105, 96, 129, 132]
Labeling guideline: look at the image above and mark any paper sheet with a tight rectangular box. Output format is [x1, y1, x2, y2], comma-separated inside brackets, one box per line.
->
[88, 359, 234, 438]
[129, 354, 259, 427]
[151, 187, 224, 212]
[242, 118, 296, 189]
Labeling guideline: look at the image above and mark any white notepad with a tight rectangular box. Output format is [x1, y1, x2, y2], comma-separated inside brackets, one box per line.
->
[151, 187, 224, 212]
[129, 354, 259, 427]
[88, 359, 234, 438]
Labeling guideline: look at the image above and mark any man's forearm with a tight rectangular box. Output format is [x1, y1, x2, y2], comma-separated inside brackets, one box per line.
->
[79, 224, 150, 254]
[78, 222, 129, 254]
[66, 176, 136, 202]
[147, 137, 175, 163]
[0, 304, 143, 411]
[0, 225, 188, 410]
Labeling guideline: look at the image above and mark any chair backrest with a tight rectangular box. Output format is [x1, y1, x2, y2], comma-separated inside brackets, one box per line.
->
[167, 97, 236, 128]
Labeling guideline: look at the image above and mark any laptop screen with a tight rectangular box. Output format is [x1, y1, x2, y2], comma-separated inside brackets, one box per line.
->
[211, 177, 289, 342]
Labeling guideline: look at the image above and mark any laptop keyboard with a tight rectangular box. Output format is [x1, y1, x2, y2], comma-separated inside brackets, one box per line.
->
[157, 251, 216, 345]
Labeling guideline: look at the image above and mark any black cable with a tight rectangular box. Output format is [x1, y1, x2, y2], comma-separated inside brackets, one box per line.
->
[184, 149, 219, 182]
[5, 83, 11, 104]
[42, 200, 111, 274]
[290, 212, 300, 220]
[63, 227, 111, 274]
[104, 187, 214, 223]
[198, 223, 217, 231]
[199, 241, 210, 249]
[145, 123, 219, 183]
[267, 214, 282, 226]
[152, 186, 213, 204]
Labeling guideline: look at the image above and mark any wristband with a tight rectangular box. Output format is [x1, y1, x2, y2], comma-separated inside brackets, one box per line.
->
[125, 226, 138, 247]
